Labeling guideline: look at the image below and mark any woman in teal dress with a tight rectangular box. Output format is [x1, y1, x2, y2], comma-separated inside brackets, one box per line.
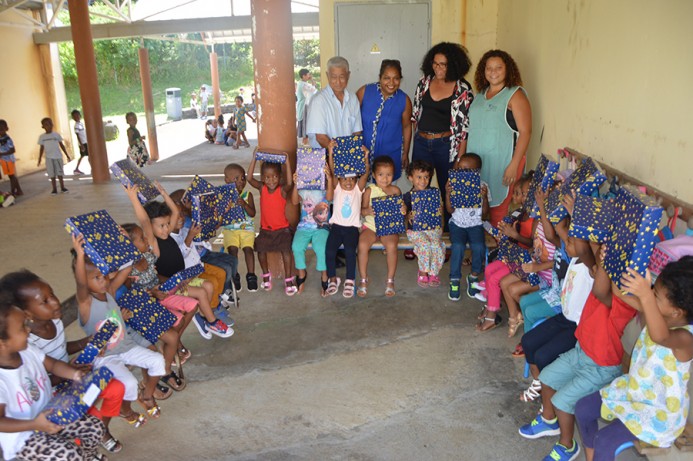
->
[466, 50, 532, 225]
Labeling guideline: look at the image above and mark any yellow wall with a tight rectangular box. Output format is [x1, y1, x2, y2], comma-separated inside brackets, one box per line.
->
[496, 0, 693, 204]
[0, 11, 70, 176]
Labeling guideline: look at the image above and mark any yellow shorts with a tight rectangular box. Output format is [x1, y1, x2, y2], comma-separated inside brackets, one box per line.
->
[0, 158, 16, 176]
[222, 229, 255, 251]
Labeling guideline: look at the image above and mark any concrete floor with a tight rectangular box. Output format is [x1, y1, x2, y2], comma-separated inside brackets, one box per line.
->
[0, 119, 657, 460]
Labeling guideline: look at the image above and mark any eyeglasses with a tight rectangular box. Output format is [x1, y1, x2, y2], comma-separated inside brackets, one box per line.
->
[433, 61, 448, 69]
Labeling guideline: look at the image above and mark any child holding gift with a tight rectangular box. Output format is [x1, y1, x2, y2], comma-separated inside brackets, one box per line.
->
[0, 297, 107, 461]
[37, 117, 70, 195]
[358, 155, 404, 297]
[445, 153, 490, 301]
[574, 257, 693, 460]
[403, 160, 446, 289]
[0, 270, 127, 452]
[291, 166, 333, 296]
[325, 144, 370, 298]
[247, 152, 296, 295]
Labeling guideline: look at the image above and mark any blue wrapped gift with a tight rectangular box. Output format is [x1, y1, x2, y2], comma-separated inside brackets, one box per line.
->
[448, 168, 482, 209]
[159, 264, 205, 293]
[411, 189, 442, 231]
[482, 216, 516, 239]
[109, 158, 159, 205]
[568, 195, 615, 243]
[65, 210, 142, 276]
[523, 154, 560, 217]
[214, 184, 245, 226]
[191, 192, 220, 242]
[333, 134, 366, 177]
[603, 186, 663, 289]
[545, 157, 607, 223]
[372, 194, 405, 237]
[498, 238, 541, 286]
[255, 150, 287, 164]
[296, 147, 326, 190]
[119, 288, 177, 343]
[183, 175, 215, 202]
[45, 367, 113, 425]
[74, 320, 118, 365]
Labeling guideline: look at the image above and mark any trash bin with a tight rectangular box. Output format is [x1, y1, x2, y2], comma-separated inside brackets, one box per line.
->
[165, 87, 182, 121]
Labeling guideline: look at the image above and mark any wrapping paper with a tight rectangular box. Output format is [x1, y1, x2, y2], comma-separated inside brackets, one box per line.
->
[119, 288, 177, 343]
[333, 134, 366, 177]
[448, 168, 482, 209]
[110, 158, 159, 204]
[159, 264, 205, 293]
[411, 189, 442, 231]
[74, 320, 118, 365]
[372, 194, 405, 237]
[45, 367, 113, 425]
[255, 151, 287, 164]
[191, 192, 220, 241]
[523, 154, 560, 217]
[545, 157, 607, 223]
[215, 183, 245, 226]
[568, 195, 615, 243]
[296, 146, 326, 190]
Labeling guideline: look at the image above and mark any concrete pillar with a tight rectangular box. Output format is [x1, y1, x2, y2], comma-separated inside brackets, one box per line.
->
[251, 0, 299, 278]
[210, 52, 221, 119]
[67, 0, 109, 182]
[138, 46, 159, 162]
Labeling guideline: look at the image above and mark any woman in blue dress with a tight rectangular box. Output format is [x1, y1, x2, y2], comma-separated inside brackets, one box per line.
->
[356, 59, 412, 181]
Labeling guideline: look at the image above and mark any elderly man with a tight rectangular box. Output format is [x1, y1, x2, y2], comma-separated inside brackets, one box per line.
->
[306, 56, 362, 149]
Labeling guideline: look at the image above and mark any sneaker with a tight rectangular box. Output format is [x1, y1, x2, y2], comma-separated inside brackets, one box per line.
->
[50, 190, 58, 195]
[448, 280, 461, 301]
[474, 290, 488, 302]
[219, 289, 236, 308]
[466, 275, 480, 298]
[61, 188, 69, 194]
[233, 272, 242, 292]
[73, 169, 83, 175]
[213, 305, 235, 327]
[518, 415, 561, 439]
[1, 195, 14, 208]
[471, 280, 486, 290]
[246, 273, 258, 292]
[206, 318, 234, 338]
[192, 313, 212, 340]
[542, 441, 580, 461]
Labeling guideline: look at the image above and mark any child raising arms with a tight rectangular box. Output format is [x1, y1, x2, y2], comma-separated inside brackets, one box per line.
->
[247, 152, 295, 295]
[358, 155, 403, 297]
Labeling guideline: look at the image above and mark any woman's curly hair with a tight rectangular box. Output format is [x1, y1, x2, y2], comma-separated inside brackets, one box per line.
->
[420, 42, 471, 82]
[473, 49, 523, 92]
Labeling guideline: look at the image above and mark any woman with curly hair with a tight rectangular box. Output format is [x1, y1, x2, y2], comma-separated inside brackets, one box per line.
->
[467, 49, 532, 225]
[410, 42, 473, 230]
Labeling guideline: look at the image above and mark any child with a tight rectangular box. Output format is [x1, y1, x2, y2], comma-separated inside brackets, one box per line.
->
[404, 160, 446, 289]
[224, 118, 238, 146]
[72, 233, 167, 423]
[0, 119, 23, 196]
[445, 153, 489, 301]
[475, 174, 533, 331]
[291, 166, 333, 296]
[214, 119, 226, 145]
[37, 117, 70, 195]
[0, 297, 107, 461]
[0, 270, 127, 452]
[71, 109, 88, 175]
[325, 145, 370, 297]
[518, 244, 638, 461]
[575, 258, 693, 460]
[358, 155, 402, 297]
[204, 119, 215, 143]
[232, 96, 255, 149]
[125, 112, 149, 167]
[247, 152, 296, 294]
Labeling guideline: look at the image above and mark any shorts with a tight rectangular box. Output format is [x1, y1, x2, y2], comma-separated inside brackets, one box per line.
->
[0, 158, 15, 176]
[223, 228, 255, 250]
[160, 293, 199, 327]
[539, 343, 622, 414]
[79, 143, 89, 157]
[255, 227, 292, 253]
[46, 158, 64, 177]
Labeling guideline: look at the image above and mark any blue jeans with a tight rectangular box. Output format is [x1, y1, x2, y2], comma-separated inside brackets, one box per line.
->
[201, 250, 238, 291]
[448, 222, 485, 280]
[412, 133, 454, 229]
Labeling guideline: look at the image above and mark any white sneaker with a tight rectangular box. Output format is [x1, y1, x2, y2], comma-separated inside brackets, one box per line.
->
[1, 195, 14, 208]
[474, 291, 487, 302]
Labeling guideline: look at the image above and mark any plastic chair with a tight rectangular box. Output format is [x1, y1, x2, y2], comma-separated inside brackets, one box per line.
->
[614, 441, 635, 458]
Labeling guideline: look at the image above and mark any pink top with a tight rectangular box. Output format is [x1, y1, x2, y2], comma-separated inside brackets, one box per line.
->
[533, 221, 556, 285]
[329, 182, 363, 228]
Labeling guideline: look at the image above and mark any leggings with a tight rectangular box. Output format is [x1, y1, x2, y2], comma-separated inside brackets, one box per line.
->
[16, 415, 105, 460]
[326, 224, 359, 280]
[406, 229, 446, 276]
[484, 260, 510, 311]
[522, 313, 577, 370]
[575, 391, 637, 461]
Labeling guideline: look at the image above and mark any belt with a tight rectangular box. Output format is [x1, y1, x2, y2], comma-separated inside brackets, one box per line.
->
[417, 130, 452, 139]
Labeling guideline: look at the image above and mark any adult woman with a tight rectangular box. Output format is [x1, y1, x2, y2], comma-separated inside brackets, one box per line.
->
[411, 42, 473, 198]
[467, 50, 532, 225]
[356, 59, 412, 181]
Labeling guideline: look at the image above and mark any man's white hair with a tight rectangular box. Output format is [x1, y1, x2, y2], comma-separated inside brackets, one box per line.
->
[327, 56, 350, 72]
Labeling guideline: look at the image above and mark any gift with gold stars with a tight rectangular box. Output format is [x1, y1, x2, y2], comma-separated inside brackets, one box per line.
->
[255, 150, 287, 164]
[497, 238, 541, 286]
[215, 183, 245, 226]
[372, 194, 405, 237]
[119, 287, 177, 343]
[183, 175, 215, 202]
[45, 367, 113, 425]
[159, 264, 205, 293]
[110, 158, 160, 204]
[448, 168, 482, 209]
[603, 185, 663, 289]
[411, 189, 442, 231]
[523, 154, 560, 217]
[65, 210, 142, 276]
[296, 146, 326, 190]
[568, 194, 615, 243]
[74, 320, 118, 365]
[545, 157, 607, 223]
[333, 134, 365, 177]
[191, 192, 221, 241]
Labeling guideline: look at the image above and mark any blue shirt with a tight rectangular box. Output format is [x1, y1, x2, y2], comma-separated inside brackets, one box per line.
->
[306, 86, 362, 149]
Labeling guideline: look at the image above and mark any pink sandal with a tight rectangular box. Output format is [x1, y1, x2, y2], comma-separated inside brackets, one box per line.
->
[417, 272, 429, 288]
[261, 272, 272, 291]
[284, 276, 298, 296]
[428, 274, 441, 288]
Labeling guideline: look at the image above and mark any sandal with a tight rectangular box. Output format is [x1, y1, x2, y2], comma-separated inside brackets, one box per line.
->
[92, 454, 108, 461]
[153, 382, 172, 400]
[507, 315, 524, 338]
[320, 279, 329, 298]
[520, 379, 542, 402]
[101, 434, 123, 453]
[428, 274, 441, 288]
[477, 306, 488, 321]
[261, 272, 272, 291]
[296, 276, 307, 294]
[326, 277, 341, 296]
[417, 272, 429, 288]
[462, 257, 472, 266]
[511, 343, 525, 358]
[343, 279, 355, 298]
[476, 314, 502, 332]
[357, 278, 368, 298]
[120, 411, 147, 428]
[160, 370, 186, 391]
[177, 346, 192, 366]
[385, 278, 395, 297]
[138, 395, 161, 419]
[284, 276, 298, 296]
